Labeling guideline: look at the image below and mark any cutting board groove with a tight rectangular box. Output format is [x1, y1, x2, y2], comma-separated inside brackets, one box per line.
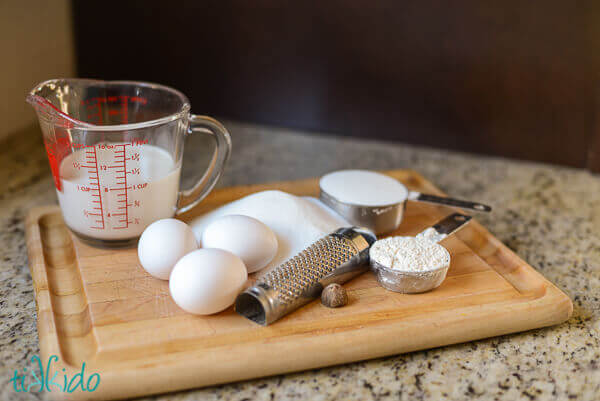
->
[25, 170, 572, 401]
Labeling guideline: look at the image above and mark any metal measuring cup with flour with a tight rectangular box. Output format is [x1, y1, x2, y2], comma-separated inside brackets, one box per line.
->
[369, 213, 472, 293]
[319, 170, 491, 235]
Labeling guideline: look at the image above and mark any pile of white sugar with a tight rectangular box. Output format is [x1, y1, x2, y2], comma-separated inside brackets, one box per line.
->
[319, 169, 408, 206]
[370, 235, 450, 272]
[190, 190, 349, 272]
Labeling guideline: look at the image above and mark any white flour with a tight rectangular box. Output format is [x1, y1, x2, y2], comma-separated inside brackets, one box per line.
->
[416, 227, 448, 244]
[190, 190, 349, 272]
[369, 235, 450, 272]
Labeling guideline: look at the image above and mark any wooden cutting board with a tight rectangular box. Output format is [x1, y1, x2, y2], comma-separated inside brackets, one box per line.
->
[25, 170, 572, 401]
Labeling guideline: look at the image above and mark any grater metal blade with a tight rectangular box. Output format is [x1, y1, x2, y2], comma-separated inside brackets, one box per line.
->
[235, 227, 376, 325]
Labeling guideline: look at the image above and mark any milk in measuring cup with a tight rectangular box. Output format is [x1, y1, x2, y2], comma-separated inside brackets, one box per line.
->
[57, 144, 181, 240]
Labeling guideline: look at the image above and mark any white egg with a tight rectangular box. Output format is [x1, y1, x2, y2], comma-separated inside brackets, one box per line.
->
[138, 218, 198, 280]
[169, 248, 248, 315]
[201, 215, 278, 273]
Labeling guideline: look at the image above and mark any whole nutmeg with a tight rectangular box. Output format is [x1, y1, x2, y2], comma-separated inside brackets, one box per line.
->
[321, 283, 348, 308]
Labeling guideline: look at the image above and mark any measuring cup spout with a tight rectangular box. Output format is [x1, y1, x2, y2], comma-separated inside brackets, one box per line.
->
[26, 93, 89, 129]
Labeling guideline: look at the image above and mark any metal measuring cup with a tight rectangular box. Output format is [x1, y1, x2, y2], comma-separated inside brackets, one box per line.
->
[370, 213, 471, 293]
[319, 170, 490, 235]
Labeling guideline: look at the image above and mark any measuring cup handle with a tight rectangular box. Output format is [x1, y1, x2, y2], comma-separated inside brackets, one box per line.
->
[416, 213, 472, 243]
[175, 115, 232, 215]
[408, 192, 492, 212]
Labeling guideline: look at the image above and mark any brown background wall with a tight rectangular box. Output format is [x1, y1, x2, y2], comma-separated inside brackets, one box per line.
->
[0, 0, 75, 141]
[72, 1, 600, 170]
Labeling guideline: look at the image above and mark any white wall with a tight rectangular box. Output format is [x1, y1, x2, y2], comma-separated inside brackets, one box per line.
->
[0, 0, 75, 140]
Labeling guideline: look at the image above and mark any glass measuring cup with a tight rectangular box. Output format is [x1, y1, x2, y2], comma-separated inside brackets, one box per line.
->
[27, 79, 231, 248]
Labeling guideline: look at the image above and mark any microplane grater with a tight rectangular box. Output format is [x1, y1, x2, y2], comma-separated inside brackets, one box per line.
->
[235, 227, 376, 325]
[261, 235, 358, 305]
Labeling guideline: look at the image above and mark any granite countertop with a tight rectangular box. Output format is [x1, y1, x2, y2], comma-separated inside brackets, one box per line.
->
[1, 121, 599, 400]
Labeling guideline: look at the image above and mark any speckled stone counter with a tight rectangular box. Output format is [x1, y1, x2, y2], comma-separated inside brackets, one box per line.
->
[1, 121, 598, 400]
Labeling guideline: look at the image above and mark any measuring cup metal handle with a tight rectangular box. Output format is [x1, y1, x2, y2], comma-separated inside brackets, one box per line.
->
[175, 115, 232, 215]
[408, 192, 492, 212]
[415, 213, 472, 244]
[430, 213, 472, 236]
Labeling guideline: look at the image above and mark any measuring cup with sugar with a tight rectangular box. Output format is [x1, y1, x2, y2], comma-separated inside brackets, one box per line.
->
[320, 170, 491, 235]
[27, 79, 231, 248]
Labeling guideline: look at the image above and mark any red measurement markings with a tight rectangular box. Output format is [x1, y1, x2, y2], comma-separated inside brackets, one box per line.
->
[112, 144, 131, 230]
[86, 146, 105, 230]
[121, 95, 128, 124]
[130, 138, 149, 146]
[85, 98, 104, 125]
[80, 96, 148, 125]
